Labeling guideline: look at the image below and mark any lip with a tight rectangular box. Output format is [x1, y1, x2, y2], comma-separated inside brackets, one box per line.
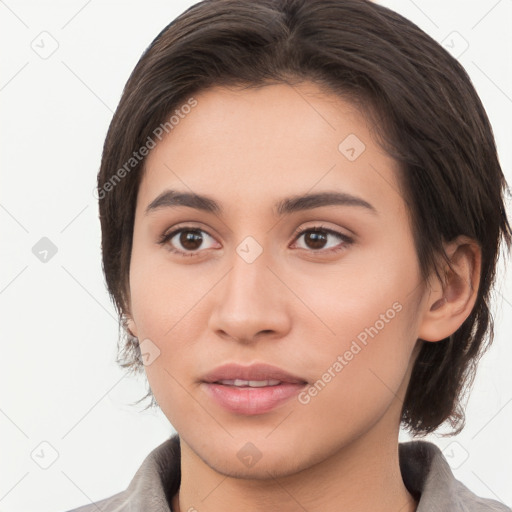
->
[202, 363, 307, 384]
[201, 363, 308, 415]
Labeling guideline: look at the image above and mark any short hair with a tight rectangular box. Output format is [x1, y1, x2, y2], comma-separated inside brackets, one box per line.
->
[97, 0, 512, 436]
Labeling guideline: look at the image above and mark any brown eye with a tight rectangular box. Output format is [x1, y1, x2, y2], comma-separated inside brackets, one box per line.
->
[302, 230, 328, 250]
[292, 226, 353, 254]
[178, 230, 204, 251]
[158, 227, 218, 256]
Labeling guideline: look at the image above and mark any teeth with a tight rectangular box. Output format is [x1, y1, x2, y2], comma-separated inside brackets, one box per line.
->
[218, 379, 281, 387]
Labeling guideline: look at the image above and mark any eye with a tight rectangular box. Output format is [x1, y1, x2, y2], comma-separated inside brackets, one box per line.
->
[158, 223, 353, 258]
[158, 226, 219, 257]
[291, 225, 353, 254]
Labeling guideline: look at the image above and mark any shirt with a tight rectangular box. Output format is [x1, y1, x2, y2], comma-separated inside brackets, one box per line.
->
[64, 434, 511, 512]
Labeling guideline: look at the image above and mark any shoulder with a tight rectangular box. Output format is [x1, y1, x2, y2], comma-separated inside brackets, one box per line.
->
[63, 490, 129, 512]
[61, 435, 180, 512]
[399, 440, 511, 511]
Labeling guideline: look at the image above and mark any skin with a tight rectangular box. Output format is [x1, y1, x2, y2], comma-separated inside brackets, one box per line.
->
[126, 82, 481, 512]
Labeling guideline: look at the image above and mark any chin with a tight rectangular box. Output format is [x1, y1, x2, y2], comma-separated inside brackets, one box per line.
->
[185, 430, 331, 481]
[202, 448, 312, 481]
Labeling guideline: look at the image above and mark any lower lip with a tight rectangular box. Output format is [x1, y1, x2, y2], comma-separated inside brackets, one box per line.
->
[202, 382, 306, 415]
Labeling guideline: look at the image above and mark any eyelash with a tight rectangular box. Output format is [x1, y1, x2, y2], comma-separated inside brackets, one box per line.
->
[157, 224, 354, 258]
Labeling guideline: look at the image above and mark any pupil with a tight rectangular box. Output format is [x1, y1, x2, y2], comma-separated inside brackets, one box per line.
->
[306, 231, 326, 249]
[181, 230, 202, 250]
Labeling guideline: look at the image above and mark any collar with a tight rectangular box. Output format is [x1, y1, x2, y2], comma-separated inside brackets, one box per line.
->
[79, 435, 510, 512]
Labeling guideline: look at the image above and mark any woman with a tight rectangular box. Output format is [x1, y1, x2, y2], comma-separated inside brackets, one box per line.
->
[68, 0, 512, 510]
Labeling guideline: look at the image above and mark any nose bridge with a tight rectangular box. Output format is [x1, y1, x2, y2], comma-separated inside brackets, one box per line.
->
[222, 240, 274, 316]
[208, 236, 290, 341]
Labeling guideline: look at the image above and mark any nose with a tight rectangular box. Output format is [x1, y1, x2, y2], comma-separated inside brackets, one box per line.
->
[207, 243, 292, 344]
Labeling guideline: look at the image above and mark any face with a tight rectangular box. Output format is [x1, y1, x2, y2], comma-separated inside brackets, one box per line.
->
[127, 82, 429, 478]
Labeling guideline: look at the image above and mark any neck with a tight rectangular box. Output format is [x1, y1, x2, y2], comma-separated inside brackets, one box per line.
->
[171, 424, 418, 512]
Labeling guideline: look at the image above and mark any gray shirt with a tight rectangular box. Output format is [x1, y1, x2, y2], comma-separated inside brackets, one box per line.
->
[64, 435, 511, 512]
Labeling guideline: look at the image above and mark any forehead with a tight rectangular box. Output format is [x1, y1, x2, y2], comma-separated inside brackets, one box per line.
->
[137, 82, 406, 218]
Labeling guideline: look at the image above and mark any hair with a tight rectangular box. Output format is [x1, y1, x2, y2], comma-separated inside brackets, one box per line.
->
[97, 0, 511, 436]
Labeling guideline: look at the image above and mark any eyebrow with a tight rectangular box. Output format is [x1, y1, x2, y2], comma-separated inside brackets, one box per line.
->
[144, 189, 378, 217]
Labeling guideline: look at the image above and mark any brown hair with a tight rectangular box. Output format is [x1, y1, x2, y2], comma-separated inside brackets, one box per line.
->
[97, 0, 511, 435]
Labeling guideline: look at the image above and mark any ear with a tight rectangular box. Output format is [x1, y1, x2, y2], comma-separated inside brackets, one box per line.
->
[418, 235, 481, 342]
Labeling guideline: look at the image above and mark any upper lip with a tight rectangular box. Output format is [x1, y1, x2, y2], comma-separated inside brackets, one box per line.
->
[202, 363, 307, 384]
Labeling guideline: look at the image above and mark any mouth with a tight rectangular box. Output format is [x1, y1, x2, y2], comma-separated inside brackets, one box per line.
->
[201, 363, 308, 415]
[214, 378, 283, 387]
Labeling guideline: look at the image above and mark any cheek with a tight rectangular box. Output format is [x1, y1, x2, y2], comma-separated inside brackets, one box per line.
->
[128, 239, 207, 336]
[290, 234, 417, 346]
[127, 244, 218, 403]
[290, 243, 420, 410]
[294, 301, 417, 443]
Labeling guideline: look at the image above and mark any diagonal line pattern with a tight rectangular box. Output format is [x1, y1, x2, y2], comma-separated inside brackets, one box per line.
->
[0, 203, 29, 232]
[471, 395, 512, 439]
[163, 163, 233, 235]
[0, 472, 30, 503]
[0, 0, 29, 28]
[0, 408, 29, 438]
[61, 471, 103, 512]
[496, 290, 512, 312]
[472, 61, 512, 105]
[265, 163, 337, 235]
[368, 367, 404, 405]
[0, 265, 28, 295]
[163, 267, 233, 337]
[161, 162, 337, 341]
[163, 368, 234, 438]
[290, 85, 337, 131]
[471, 0, 503, 30]
[200, 475, 229, 502]
[471, 470, 506, 504]
[265, 410, 294, 438]
[61, 0, 94, 29]
[265, 471, 310, 512]
[61, 265, 117, 322]
[61, 61, 114, 114]
[0, 61, 29, 92]
[265, 265, 336, 335]
[61, 374, 127, 440]
[407, 0, 439, 29]
[61, 205, 89, 233]
[368, 163, 412, 213]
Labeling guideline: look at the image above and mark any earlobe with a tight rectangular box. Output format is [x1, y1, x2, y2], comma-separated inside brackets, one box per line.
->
[418, 236, 481, 342]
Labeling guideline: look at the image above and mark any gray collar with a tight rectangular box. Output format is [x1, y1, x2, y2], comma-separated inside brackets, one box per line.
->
[68, 435, 510, 511]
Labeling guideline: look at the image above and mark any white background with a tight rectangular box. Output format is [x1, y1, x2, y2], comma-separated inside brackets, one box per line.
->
[1, 1, 511, 511]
